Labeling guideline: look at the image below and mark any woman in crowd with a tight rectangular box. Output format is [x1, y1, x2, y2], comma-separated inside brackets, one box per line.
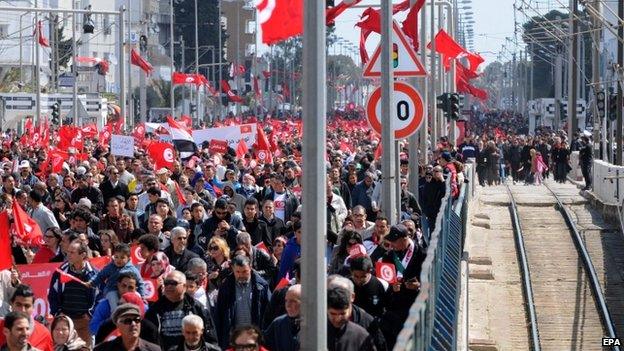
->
[148, 251, 175, 299]
[50, 314, 89, 351]
[206, 237, 232, 298]
[33, 228, 64, 263]
[328, 230, 364, 275]
[98, 230, 119, 257]
[52, 193, 72, 231]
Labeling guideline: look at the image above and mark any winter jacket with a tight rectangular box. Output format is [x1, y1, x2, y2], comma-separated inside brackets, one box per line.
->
[243, 218, 272, 248]
[263, 314, 300, 351]
[278, 237, 301, 280]
[163, 246, 199, 273]
[327, 321, 375, 351]
[145, 293, 218, 351]
[215, 271, 271, 349]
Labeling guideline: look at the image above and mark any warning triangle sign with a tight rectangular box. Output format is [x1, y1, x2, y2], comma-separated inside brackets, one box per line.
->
[362, 20, 427, 78]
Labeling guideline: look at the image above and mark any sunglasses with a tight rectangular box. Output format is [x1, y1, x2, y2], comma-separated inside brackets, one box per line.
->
[208, 246, 220, 251]
[119, 317, 141, 325]
[164, 280, 182, 286]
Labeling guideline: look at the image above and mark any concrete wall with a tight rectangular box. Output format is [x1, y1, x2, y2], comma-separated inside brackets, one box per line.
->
[591, 159, 624, 206]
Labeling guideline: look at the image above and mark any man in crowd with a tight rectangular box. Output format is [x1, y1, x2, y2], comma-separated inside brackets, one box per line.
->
[327, 286, 375, 351]
[263, 284, 301, 351]
[28, 191, 58, 234]
[263, 174, 299, 224]
[163, 227, 199, 273]
[145, 271, 218, 350]
[215, 255, 271, 349]
[1, 311, 37, 351]
[48, 241, 98, 347]
[94, 303, 160, 351]
[0, 286, 52, 351]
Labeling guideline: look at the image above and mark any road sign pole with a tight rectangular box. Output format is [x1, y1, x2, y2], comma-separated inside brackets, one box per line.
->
[419, 0, 429, 166]
[429, 0, 437, 148]
[301, 0, 327, 349]
[408, 0, 421, 197]
[381, 0, 397, 224]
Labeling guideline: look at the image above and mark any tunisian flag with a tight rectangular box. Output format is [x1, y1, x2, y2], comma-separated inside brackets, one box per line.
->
[257, 0, 303, 44]
[131, 49, 154, 74]
[0, 211, 12, 270]
[220, 80, 243, 103]
[12, 201, 43, 246]
[255, 127, 273, 163]
[427, 29, 467, 69]
[147, 141, 176, 169]
[34, 20, 50, 47]
[172, 72, 200, 85]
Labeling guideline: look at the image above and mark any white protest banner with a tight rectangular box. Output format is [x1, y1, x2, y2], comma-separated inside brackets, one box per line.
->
[110, 134, 135, 157]
[192, 124, 257, 148]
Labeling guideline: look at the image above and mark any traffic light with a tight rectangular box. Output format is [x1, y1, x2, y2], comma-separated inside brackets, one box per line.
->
[83, 6, 94, 34]
[51, 100, 61, 125]
[449, 93, 460, 120]
[609, 93, 618, 121]
[560, 101, 567, 120]
[436, 93, 450, 118]
[392, 43, 399, 68]
[596, 90, 606, 119]
[190, 103, 197, 114]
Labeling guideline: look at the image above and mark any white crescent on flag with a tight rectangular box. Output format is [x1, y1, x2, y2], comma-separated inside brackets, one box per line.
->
[379, 264, 395, 282]
[255, 0, 276, 24]
[163, 147, 175, 163]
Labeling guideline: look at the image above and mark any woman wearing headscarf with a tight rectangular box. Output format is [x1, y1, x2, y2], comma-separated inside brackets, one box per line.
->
[50, 315, 89, 351]
[148, 251, 175, 299]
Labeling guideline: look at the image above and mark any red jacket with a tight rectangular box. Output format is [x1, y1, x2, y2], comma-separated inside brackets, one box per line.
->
[445, 162, 460, 199]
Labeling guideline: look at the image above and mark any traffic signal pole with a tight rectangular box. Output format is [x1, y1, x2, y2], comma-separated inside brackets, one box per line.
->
[568, 0, 578, 143]
[618, 0, 623, 165]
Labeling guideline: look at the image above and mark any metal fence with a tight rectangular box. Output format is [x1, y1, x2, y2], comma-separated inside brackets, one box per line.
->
[394, 164, 473, 351]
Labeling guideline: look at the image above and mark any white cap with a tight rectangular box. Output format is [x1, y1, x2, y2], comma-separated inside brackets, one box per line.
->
[76, 166, 87, 176]
[18, 160, 30, 169]
[156, 168, 169, 175]
[77, 197, 92, 209]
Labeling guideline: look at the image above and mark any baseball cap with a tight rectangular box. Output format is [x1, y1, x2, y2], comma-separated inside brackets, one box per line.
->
[440, 152, 452, 162]
[18, 160, 30, 169]
[156, 168, 168, 175]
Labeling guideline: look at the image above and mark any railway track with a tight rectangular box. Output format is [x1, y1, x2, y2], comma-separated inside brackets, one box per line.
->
[506, 182, 620, 351]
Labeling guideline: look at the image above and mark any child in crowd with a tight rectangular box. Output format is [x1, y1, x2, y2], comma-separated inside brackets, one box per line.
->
[86, 243, 145, 296]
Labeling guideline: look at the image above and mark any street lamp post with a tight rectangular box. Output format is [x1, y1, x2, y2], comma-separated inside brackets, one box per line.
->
[170, 0, 175, 117]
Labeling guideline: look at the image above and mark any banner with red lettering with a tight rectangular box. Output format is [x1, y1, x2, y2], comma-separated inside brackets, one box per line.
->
[209, 139, 229, 154]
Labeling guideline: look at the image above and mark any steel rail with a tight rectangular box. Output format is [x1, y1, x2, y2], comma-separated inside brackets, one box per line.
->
[505, 184, 542, 351]
[543, 183, 621, 351]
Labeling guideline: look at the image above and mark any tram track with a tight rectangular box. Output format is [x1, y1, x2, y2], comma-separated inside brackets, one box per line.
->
[506, 182, 620, 351]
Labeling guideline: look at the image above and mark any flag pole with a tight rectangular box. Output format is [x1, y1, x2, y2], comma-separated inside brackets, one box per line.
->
[301, 0, 327, 349]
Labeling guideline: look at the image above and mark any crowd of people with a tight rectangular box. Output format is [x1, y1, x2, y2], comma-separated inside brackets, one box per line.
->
[0, 109, 469, 351]
[455, 111, 593, 189]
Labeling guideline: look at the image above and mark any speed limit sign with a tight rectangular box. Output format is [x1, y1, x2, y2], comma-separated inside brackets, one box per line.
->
[366, 82, 425, 139]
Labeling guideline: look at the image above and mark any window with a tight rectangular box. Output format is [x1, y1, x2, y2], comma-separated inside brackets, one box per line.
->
[246, 20, 255, 34]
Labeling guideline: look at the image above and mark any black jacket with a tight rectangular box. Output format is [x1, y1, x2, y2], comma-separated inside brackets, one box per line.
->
[99, 180, 129, 202]
[327, 321, 376, 351]
[163, 246, 199, 273]
[243, 217, 272, 248]
[259, 215, 286, 241]
[70, 186, 104, 214]
[422, 179, 446, 218]
[144, 293, 218, 351]
[352, 305, 387, 351]
[263, 314, 300, 351]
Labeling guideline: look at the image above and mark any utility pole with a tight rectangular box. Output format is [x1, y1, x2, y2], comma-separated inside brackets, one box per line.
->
[218, 1, 223, 121]
[301, 0, 326, 348]
[169, 0, 175, 118]
[180, 36, 186, 115]
[140, 1, 147, 123]
[618, 0, 623, 165]
[555, 45, 563, 130]
[591, 0, 603, 159]
[194, 0, 200, 125]
[34, 0, 41, 124]
[512, 52, 516, 112]
[381, 0, 397, 224]
[568, 0, 578, 141]
[127, 1, 133, 129]
[119, 5, 127, 129]
[72, 0, 78, 125]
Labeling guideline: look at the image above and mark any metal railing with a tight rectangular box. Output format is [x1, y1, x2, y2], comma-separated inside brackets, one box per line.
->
[394, 164, 473, 350]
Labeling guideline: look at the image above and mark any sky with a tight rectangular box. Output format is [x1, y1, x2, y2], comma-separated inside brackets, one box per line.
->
[328, 0, 518, 66]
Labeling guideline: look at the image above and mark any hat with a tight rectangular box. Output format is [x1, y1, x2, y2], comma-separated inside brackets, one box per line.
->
[18, 160, 30, 169]
[156, 168, 169, 175]
[440, 152, 452, 162]
[75, 166, 87, 176]
[112, 303, 141, 324]
[176, 219, 190, 229]
[77, 197, 92, 209]
[385, 224, 409, 242]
